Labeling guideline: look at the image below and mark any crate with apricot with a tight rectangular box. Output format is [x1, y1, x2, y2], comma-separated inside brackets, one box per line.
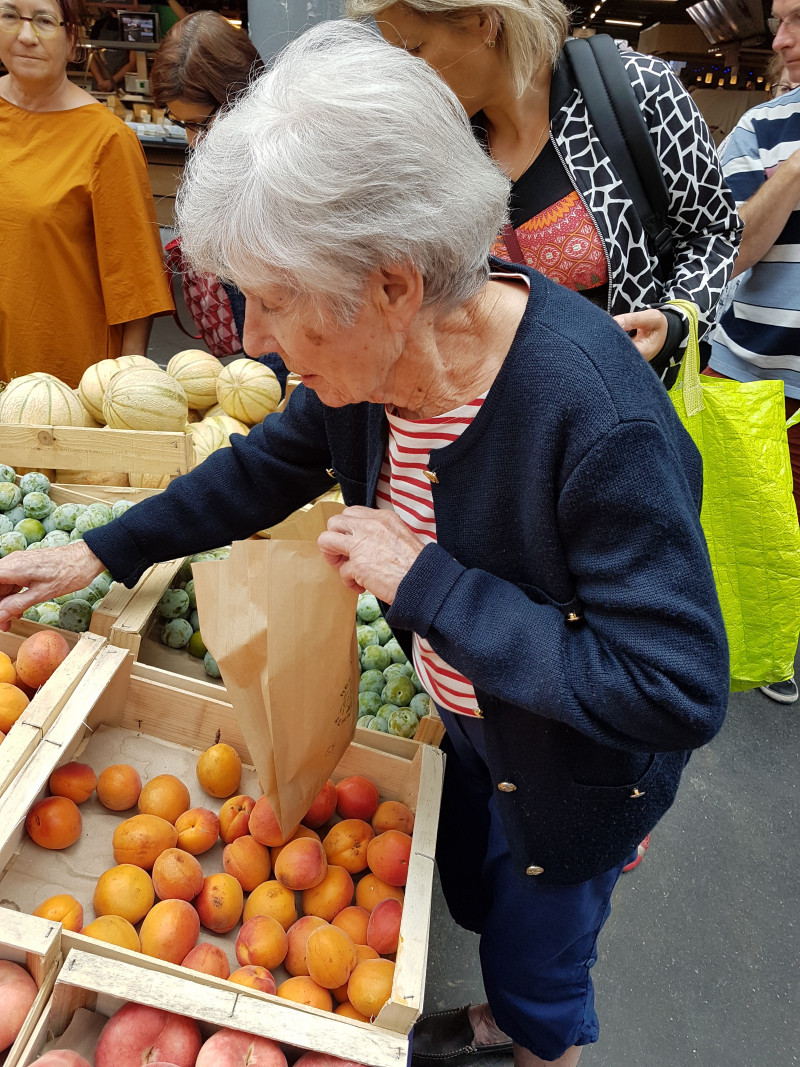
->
[0, 644, 443, 1062]
[0, 909, 61, 1067]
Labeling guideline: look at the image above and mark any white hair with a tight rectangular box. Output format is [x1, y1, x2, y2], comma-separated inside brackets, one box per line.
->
[177, 19, 511, 322]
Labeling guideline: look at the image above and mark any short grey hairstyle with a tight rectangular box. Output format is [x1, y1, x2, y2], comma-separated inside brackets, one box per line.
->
[346, 0, 570, 98]
[177, 20, 511, 323]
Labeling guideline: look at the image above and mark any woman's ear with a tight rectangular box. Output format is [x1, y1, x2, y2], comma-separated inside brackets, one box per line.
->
[373, 264, 424, 332]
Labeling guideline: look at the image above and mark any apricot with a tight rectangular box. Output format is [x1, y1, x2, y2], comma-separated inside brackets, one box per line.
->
[276, 976, 332, 1012]
[93, 864, 154, 924]
[48, 762, 97, 804]
[372, 800, 415, 836]
[28, 1053, 92, 1067]
[195, 1029, 287, 1067]
[138, 774, 191, 825]
[14, 630, 70, 688]
[33, 893, 84, 932]
[366, 897, 403, 955]
[0, 959, 37, 1053]
[367, 830, 412, 887]
[249, 795, 297, 848]
[322, 819, 374, 874]
[301, 865, 354, 922]
[333, 1002, 370, 1022]
[175, 807, 220, 855]
[182, 942, 231, 979]
[331, 905, 370, 945]
[0, 682, 29, 734]
[243, 879, 297, 930]
[235, 914, 288, 970]
[218, 794, 256, 844]
[331, 944, 379, 1002]
[96, 763, 142, 811]
[25, 796, 82, 850]
[335, 776, 379, 821]
[306, 924, 357, 990]
[224, 834, 271, 891]
[347, 958, 395, 1019]
[152, 847, 205, 902]
[81, 914, 140, 952]
[94, 1003, 202, 1067]
[140, 898, 200, 964]
[270, 824, 321, 868]
[303, 779, 337, 828]
[354, 873, 404, 913]
[274, 837, 327, 891]
[229, 965, 277, 995]
[285, 915, 327, 976]
[196, 742, 242, 798]
[195, 872, 243, 933]
[294, 1056, 368, 1067]
[112, 814, 177, 869]
[0, 650, 15, 685]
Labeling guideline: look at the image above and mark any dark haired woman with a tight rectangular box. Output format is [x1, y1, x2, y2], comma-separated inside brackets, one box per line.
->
[0, 0, 173, 386]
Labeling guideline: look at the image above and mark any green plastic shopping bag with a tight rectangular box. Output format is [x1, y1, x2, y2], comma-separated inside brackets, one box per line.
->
[668, 299, 800, 691]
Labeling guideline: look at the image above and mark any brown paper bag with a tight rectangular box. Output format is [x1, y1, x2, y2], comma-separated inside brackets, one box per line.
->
[192, 501, 359, 837]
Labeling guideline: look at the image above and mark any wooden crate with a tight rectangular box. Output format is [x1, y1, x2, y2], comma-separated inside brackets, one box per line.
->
[0, 909, 61, 1067]
[0, 646, 445, 1064]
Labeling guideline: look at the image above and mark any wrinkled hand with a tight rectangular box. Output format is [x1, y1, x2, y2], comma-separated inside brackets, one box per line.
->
[613, 309, 669, 363]
[317, 506, 425, 604]
[0, 542, 106, 632]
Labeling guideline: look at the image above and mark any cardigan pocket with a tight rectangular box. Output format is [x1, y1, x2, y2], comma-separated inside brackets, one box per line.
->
[570, 750, 661, 797]
[330, 469, 368, 507]
[518, 582, 583, 622]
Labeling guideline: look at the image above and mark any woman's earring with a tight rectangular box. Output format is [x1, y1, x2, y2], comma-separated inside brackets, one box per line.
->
[487, 38, 496, 47]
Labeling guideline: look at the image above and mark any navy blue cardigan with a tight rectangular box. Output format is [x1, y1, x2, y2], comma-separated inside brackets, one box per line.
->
[86, 263, 729, 885]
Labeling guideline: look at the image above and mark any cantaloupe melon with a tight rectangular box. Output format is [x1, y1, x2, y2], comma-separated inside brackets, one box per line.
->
[56, 470, 130, 487]
[166, 350, 222, 412]
[103, 367, 188, 431]
[188, 419, 228, 465]
[77, 360, 120, 424]
[0, 373, 89, 426]
[215, 359, 281, 425]
[114, 355, 160, 371]
[128, 472, 172, 489]
[203, 413, 250, 438]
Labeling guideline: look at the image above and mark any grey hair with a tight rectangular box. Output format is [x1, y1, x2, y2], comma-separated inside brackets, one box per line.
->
[176, 19, 510, 323]
[346, 0, 570, 98]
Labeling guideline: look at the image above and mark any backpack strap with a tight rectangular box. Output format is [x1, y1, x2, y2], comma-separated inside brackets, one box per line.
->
[561, 35, 673, 284]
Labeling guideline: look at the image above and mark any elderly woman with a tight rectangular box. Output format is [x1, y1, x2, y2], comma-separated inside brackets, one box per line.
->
[0, 21, 728, 1067]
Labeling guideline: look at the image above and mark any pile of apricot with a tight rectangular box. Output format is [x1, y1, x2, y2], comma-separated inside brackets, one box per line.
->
[0, 631, 71, 747]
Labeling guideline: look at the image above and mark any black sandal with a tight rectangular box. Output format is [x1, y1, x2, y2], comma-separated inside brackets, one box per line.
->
[411, 1005, 513, 1067]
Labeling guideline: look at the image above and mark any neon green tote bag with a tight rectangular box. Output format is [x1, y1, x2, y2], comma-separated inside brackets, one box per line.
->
[668, 300, 800, 692]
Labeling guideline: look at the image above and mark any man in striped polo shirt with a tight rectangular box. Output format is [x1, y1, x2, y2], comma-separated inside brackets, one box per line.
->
[709, 0, 800, 705]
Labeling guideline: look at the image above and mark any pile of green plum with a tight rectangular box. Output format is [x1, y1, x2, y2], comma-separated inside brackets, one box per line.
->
[155, 548, 230, 679]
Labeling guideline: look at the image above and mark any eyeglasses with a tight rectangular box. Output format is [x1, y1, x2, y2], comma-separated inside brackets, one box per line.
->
[771, 80, 795, 96]
[767, 10, 800, 35]
[0, 7, 64, 39]
[164, 105, 220, 134]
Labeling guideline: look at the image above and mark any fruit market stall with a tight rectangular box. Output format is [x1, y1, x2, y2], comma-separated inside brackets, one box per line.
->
[0, 909, 61, 1067]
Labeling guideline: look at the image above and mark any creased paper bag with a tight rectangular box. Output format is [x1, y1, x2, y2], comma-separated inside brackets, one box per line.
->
[192, 501, 359, 837]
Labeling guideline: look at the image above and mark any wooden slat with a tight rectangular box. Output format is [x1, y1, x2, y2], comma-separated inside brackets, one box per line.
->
[0, 425, 194, 476]
[0, 911, 62, 1067]
[49, 484, 163, 506]
[109, 558, 185, 655]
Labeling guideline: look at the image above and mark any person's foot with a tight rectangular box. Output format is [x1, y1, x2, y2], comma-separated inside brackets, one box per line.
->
[411, 1003, 512, 1066]
[622, 833, 651, 873]
[759, 677, 798, 704]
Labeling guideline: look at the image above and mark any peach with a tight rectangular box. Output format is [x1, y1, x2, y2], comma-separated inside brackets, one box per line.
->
[48, 762, 96, 804]
[331, 905, 370, 946]
[224, 834, 271, 891]
[94, 1002, 202, 1067]
[81, 915, 140, 952]
[0, 959, 37, 1053]
[366, 897, 403, 955]
[175, 807, 220, 855]
[219, 795, 256, 844]
[140, 899, 200, 964]
[138, 774, 191, 825]
[276, 976, 332, 1012]
[195, 1028, 286, 1067]
[301, 865, 354, 922]
[33, 892, 83, 932]
[295, 1054, 369, 1067]
[235, 914, 288, 970]
[14, 630, 70, 688]
[347, 958, 395, 1019]
[112, 814, 178, 870]
[335, 776, 379, 821]
[355, 873, 405, 913]
[372, 800, 415, 836]
[196, 742, 242, 798]
[243, 879, 297, 930]
[195, 872, 243, 933]
[306, 924, 357, 990]
[303, 779, 337, 828]
[285, 915, 327, 976]
[229, 965, 277, 995]
[29, 1053, 92, 1067]
[331, 945, 379, 1002]
[333, 1003, 370, 1022]
[367, 830, 412, 887]
[274, 837, 327, 891]
[152, 848, 205, 901]
[182, 942, 231, 979]
[322, 820, 374, 874]
[26, 796, 82, 850]
[96, 764, 142, 811]
[249, 795, 297, 848]
[270, 824, 321, 868]
[93, 864, 154, 924]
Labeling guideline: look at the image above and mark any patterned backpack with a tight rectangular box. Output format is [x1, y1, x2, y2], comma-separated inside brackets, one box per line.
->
[165, 236, 241, 358]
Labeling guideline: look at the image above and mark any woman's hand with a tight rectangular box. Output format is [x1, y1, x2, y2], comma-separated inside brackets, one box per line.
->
[613, 308, 669, 362]
[318, 507, 424, 604]
[0, 542, 106, 632]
